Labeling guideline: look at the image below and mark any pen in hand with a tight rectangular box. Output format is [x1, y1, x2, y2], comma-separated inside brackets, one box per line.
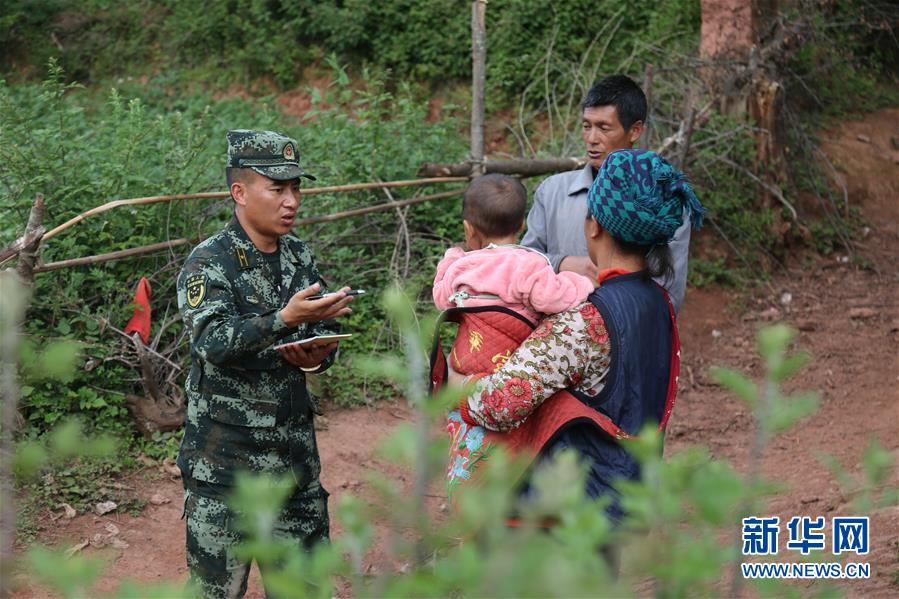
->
[306, 289, 366, 301]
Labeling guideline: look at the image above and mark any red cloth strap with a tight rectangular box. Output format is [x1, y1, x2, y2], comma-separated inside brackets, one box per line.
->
[658, 288, 680, 430]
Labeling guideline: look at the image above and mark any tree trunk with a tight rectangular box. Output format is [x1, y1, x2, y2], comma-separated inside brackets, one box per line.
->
[701, 0, 792, 237]
[12, 194, 46, 283]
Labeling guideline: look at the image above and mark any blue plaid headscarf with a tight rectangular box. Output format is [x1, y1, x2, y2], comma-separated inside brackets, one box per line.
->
[587, 149, 705, 246]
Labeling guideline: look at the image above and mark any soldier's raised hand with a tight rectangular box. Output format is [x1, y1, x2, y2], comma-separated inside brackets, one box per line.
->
[280, 283, 353, 327]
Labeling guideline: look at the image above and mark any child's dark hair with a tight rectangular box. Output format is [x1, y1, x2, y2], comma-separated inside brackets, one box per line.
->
[462, 174, 527, 237]
[581, 75, 647, 131]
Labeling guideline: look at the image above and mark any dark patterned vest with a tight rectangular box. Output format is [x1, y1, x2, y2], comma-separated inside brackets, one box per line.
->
[541, 271, 677, 520]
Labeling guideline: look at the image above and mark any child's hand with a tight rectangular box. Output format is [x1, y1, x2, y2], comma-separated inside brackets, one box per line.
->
[559, 255, 598, 280]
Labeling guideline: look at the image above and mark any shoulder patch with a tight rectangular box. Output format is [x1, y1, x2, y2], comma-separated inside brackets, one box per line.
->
[185, 274, 206, 308]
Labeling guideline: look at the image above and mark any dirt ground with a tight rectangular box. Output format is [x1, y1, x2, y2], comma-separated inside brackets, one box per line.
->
[12, 108, 899, 598]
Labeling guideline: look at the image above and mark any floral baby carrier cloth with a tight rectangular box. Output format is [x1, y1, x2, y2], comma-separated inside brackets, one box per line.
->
[428, 306, 642, 500]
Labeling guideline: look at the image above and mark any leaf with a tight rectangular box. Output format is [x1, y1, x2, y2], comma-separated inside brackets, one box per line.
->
[757, 323, 794, 361]
[769, 391, 819, 432]
[689, 460, 747, 524]
[13, 441, 48, 479]
[63, 540, 90, 559]
[861, 439, 895, 487]
[48, 419, 85, 459]
[37, 340, 81, 381]
[355, 355, 408, 383]
[708, 366, 757, 407]
[770, 351, 810, 383]
[56, 319, 72, 335]
[816, 451, 856, 490]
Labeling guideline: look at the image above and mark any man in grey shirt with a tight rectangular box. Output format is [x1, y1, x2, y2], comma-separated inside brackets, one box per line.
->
[522, 75, 692, 312]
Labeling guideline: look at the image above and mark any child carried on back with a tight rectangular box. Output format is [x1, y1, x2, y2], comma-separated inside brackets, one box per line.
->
[430, 174, 594, 493]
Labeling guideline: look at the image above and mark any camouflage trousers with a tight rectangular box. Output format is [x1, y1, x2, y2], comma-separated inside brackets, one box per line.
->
[183, 480, 329, 599]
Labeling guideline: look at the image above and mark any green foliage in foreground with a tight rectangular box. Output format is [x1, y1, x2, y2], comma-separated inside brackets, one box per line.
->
[7, 279, 896, 597]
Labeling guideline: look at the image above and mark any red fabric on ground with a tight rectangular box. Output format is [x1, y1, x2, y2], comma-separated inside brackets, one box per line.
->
[124, 277, 152, 344]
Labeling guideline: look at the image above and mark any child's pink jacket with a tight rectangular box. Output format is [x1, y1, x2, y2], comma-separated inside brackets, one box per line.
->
[432, 244, 595, 322]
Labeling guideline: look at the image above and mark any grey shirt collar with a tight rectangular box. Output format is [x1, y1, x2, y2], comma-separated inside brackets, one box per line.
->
[567, 163, 595, 196]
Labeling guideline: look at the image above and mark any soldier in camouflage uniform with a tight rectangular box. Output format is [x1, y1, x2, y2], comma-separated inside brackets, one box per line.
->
[176, 130, 353, 598]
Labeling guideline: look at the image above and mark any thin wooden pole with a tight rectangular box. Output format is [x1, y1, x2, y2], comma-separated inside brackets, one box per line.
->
[304, 177, 467, 195]
[296, 188, 465, 226]
[42, 192, 227, 241]
[417, 156, 586, 178]
[470, 0, 487, 177]
[41, 177, 468, 242]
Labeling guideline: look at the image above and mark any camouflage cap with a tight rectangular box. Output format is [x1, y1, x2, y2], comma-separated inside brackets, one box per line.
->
[226, 129, 316, 181]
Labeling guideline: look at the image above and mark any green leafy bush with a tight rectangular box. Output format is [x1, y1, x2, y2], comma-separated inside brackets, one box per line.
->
[1, 61, 467, 439]
[0, 0, 699, 97]
[785, 0, 898, 116]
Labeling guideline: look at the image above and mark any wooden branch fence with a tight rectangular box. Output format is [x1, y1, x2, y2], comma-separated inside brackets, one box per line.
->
[41, 176, 469, 242]
[5, 99, 715, 276]
[3, 164, 579, 274]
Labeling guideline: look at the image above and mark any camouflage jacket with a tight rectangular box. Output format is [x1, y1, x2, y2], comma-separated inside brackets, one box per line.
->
[176, 218, 337, 489]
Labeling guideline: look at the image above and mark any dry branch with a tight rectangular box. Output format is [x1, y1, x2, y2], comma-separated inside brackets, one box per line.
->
[677, 89, 698, 168]
[125, 333, 185, 437]
[42, 193, 226, 242]
[0, 227, 44, 265]
[296, 188, 466, 226]
[717, 156, 798, 221]
[656, 101, 714, 158]
[33, 239, 193, 273]
[417, 157, 586, 178]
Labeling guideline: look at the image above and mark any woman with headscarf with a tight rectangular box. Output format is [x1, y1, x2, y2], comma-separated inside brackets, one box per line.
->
[448, 148, 705, 521]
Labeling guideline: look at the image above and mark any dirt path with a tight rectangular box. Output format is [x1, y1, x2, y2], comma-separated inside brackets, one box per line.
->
[14, 108, 899, 598]
[670, 107, 899, 596]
